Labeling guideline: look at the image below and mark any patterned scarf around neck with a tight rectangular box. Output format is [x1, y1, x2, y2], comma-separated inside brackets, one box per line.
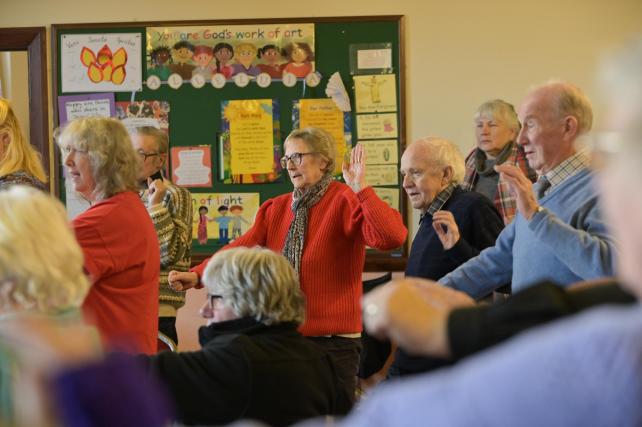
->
[282, 173, 333, 273]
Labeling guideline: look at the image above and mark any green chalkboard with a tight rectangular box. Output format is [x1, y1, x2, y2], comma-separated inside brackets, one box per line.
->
[52, 16, 407, 271]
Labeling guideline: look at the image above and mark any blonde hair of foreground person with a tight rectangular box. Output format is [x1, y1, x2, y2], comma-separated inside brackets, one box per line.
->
[55, 117, 139, 202]
[0, 98, 47, 182]
[202, 246, 306, 325]
[0, 186, 89, 313]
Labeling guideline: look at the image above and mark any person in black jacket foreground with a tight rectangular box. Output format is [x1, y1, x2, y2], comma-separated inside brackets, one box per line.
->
[363, 278, 634, 363]
[140, 247, 351, 426]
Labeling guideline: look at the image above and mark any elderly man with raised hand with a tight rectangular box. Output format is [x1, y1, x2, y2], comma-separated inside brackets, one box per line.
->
[132, 126, 192, 347]
[388, 137, 504, 376]
[439, 81, 616, 299]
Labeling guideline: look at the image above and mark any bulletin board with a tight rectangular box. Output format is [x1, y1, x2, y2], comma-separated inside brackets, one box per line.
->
[51, 16, 407, 271]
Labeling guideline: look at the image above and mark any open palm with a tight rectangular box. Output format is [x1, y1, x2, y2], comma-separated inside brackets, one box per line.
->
[343, 143, 367, 192]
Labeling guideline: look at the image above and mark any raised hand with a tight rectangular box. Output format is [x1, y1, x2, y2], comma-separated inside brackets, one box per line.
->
[432, 210, 460, 250]
[342, 143, 368, 193]
[148, 176, 168, 206]
[495, 164, 539, 219]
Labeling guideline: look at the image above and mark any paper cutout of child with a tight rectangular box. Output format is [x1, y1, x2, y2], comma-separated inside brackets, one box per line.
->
[170, 41, 195, 80]
[257, 44, 283, 78]
[196, 206, 210, 245]
[282, 42, 314, 78]
[214, 43, 234, 79]
[231, 43, 261, 77]
[213, 205, 234, 244]
[229, 205, 250, 240]
[149, 46, 172, 81]
[192, 45, 215, 80]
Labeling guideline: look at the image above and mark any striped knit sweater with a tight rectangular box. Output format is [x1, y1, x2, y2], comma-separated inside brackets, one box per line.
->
[192, 182, 407, 336]
[143, 183, 193, 311]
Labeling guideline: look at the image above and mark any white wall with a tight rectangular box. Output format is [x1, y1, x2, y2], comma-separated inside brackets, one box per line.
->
[2, 0, 641, 236]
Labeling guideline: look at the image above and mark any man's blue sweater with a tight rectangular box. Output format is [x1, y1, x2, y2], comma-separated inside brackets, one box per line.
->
[439, 168, 617, 299]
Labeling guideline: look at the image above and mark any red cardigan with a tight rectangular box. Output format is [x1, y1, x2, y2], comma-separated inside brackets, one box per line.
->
[192, 182, 407, 336]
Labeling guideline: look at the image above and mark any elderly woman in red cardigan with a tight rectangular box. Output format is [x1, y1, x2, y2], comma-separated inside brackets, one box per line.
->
[170, 127, 407, 404]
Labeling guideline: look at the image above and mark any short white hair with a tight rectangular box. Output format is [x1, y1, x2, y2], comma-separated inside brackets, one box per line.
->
[202, 247, 305, 325]
[0, 186, 89, 312]
[410, 137, 465, 184]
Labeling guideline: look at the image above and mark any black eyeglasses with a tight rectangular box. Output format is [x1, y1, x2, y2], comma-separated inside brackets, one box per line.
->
[208, 294, 223, 307]
[137, 149, 160, 161]
[279, 152, 318, 168]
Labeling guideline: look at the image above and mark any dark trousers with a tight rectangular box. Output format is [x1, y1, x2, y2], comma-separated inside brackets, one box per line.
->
[159, 316, 178, 345]
[307, 336, 362, 408]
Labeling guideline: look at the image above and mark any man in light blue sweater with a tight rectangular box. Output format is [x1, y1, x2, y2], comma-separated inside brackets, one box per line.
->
[439, 81, 616, 298]
[329, 38, 642, 427]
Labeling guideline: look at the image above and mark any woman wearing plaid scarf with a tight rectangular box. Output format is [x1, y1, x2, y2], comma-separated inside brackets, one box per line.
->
[462, 100, 537, 225]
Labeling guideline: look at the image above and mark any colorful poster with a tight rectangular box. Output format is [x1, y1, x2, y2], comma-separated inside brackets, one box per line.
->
[171, 146, 212, 187]
[357, 113, 398, 139]
[191, 192, 260, 245]
[354, 74, 397, 113]
[115, 100, 170, 134]
[360, 139, 398, 164]
[292, 98, 352, 175]
[220, 99, 281, 184]
[60, 33, 142, 93]
[365, 164, 398, 186]
[57, 93, 115, 125]
[373, 187, 400, 211]
[146, 24, 315, 80]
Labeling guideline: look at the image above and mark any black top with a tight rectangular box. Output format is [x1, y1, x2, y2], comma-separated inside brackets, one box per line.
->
[141, 317, 350, 426]
[448, 280, 636, 359]
[392, 187, 504, 376]
[405, 186, 504, 281]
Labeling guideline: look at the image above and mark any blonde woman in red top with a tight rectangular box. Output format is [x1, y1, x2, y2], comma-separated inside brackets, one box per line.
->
[170, 127, 407, 404]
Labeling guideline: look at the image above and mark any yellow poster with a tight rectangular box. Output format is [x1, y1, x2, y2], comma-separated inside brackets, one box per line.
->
[226, 100, 274, 174]
[354, 74, 397, 113]
[357, 113, 398, 139]
[299, 98, 346, 174]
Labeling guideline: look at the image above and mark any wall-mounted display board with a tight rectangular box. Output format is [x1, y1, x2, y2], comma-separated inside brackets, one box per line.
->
[52, 16, 407, 271]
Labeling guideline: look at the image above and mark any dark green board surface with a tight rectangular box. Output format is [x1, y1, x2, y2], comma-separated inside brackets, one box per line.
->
[53, 17, 407, 269]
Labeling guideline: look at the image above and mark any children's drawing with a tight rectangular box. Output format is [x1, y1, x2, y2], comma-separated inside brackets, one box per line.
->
[170, 41, 195, 80]
[257, 44, 283, 78]
[61, 33, 142, 93]
[231, 43, 261, 77]
[213, 43, 234, 79]
[192, 45, 215, 80]
[148, 46, 172, 81]
[282, 42, 314, 78]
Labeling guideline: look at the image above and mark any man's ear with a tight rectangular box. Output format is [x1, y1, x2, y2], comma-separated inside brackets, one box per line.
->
[562, 115, 579, 140]
[442, 166, 454, 184]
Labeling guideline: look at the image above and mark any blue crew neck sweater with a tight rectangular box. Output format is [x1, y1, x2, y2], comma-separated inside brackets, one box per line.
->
[440, 168, 616, 299]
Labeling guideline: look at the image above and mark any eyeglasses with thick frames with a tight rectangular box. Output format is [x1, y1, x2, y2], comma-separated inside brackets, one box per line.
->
[137, 149, 160, 161]
[279, 152, 318, 169]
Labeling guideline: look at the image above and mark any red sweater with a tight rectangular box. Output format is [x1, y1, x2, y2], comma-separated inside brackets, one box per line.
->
[73, 192, 160, 354]
[192, 182, 407, 336]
